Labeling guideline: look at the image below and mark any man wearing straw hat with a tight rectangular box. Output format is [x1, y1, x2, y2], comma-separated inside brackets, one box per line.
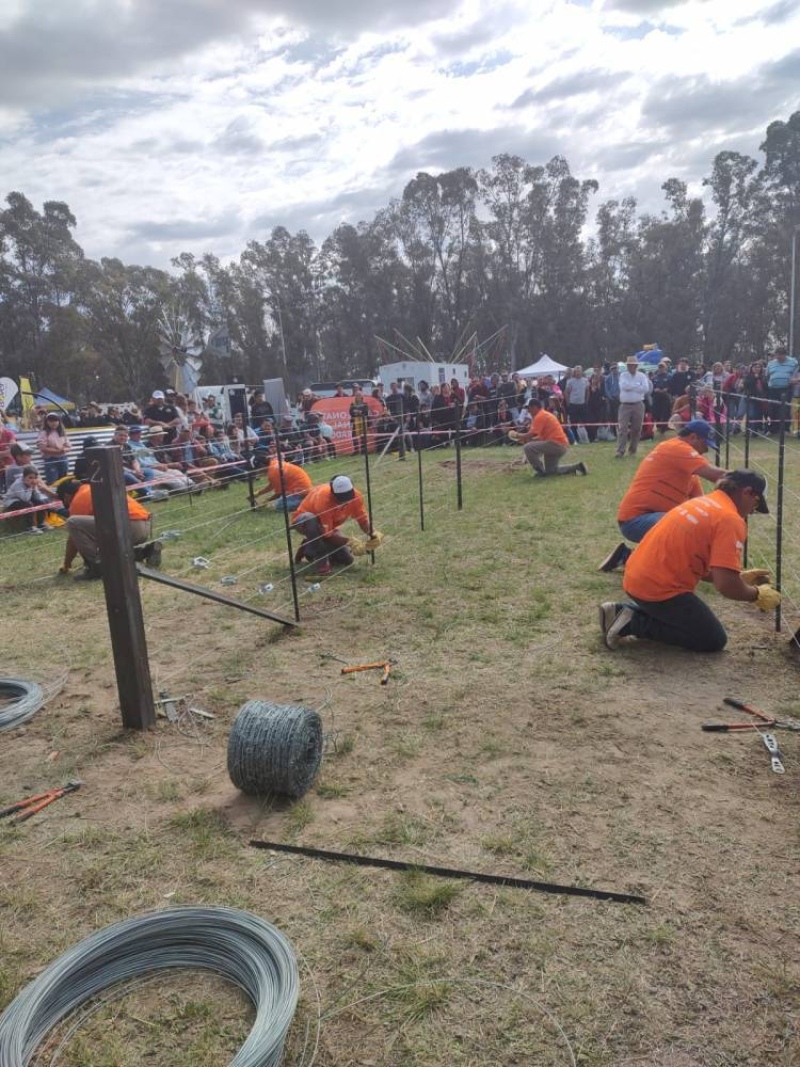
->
[616, 355, 651, 458]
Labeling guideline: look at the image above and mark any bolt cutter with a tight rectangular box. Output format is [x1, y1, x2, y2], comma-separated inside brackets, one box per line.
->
[0, 780, 82, 824]
[702, 697, 800, 733]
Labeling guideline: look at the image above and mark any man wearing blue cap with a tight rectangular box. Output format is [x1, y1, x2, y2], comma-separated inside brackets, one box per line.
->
[599, 420, 726, 572]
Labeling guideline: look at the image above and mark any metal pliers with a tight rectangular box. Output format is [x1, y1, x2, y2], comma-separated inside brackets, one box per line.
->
[0, 780, 82, 824]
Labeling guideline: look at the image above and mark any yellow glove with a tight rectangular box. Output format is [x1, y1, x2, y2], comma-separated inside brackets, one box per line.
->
[508, 430, 520, 442]
[741, 568, 770, 587]
[365, 530, 384, 550]
[754, 584, 781, 612]
[348, 538, 367, 557]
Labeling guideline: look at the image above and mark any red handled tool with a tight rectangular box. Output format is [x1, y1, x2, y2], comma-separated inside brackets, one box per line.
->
[702, 698, 800, 733]
[0, 780, 82, 824]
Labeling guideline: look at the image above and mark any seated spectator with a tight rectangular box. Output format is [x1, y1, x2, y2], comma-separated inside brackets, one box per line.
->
[127, 426, 194, 492]
[148, 427, 215, 488]
[491, 399, 515, 443]
[300, 412, 325, 462]
[0, 414, 17, 493]
[462, 401, 486, 446]
[3, 465, 63, 532]
[317, 414, 337, 457]
[208, 429, 250, 479]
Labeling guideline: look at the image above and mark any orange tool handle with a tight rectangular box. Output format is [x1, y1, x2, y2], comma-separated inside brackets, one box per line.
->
[341, 662, 388, 675]
[12, 792, 63, 823]
[0, 790, 58, 819]
[723, 698, 774, 724]
[380, 666, 391, 685]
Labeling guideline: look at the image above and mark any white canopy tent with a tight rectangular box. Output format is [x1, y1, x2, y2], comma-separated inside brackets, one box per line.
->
[515, 355, 569, 377]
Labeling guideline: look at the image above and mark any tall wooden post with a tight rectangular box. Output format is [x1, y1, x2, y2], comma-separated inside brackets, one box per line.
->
[88, 446, 156, 730]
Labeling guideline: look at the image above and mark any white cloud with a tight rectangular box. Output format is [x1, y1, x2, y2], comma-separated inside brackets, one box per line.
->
[0, 0, 798, 265]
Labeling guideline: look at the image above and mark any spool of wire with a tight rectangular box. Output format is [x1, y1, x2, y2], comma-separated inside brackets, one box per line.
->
[0, 679, 46, 733]
[0, 906, 299, 1067]
[228, 701, 323, 798]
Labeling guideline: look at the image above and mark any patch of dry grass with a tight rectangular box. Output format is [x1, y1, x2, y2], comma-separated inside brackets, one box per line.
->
[1, 440, 800, 1064]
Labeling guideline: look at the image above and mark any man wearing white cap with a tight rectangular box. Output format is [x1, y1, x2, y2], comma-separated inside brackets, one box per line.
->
[616, 356, 651, 458]
[291, 475, 382, 576]
[143, 390, 182, 438]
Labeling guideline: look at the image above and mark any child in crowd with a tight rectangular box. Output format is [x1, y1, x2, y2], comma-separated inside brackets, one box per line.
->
[2, 465, 63, 533]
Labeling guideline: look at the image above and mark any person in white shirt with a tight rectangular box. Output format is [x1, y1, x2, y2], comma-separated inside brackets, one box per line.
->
[616, 355, 652, 458]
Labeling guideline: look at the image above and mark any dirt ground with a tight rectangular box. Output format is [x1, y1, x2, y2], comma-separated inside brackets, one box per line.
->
[1, 444, 799, 1065]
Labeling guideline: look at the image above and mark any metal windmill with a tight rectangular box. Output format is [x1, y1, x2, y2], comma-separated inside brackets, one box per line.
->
[158, 310, 205, 394]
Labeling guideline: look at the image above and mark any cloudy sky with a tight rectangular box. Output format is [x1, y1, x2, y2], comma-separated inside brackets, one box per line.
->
[0, 0, 797, 267]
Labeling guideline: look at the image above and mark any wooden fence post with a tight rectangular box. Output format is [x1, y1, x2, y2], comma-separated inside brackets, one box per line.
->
[88, 446, 156, 730]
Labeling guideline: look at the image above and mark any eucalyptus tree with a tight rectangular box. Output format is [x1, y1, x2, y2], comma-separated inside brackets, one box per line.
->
[76, 257, 171, 400]
[239, 227, 320, 389]
[0, 192, 84, 387]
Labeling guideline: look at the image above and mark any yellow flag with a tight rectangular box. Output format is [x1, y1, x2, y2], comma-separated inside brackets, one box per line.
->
[19, 376, 35, 428]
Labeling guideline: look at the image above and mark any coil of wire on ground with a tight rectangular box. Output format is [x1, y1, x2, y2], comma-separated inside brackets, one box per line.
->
[0, 679, 46, 733]
[0, 906, 299, 1067]
[228, 701, 323, 798]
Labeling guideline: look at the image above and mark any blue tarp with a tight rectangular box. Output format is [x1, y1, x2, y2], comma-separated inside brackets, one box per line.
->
[32, 386, 76, 410]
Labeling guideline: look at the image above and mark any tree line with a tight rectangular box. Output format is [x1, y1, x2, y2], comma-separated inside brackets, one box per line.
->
[1, 111, 798, 403]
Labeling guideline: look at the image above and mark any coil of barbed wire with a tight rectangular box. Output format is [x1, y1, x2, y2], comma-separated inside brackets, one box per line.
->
[0, 906, 300, 1067]
[228, 701, 323, 799]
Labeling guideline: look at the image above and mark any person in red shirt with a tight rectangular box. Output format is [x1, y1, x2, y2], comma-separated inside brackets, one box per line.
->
[598, 420, 725, 572]
[291, 475, 379, 576]
[512, 397, 587, 477]
[599, 469, 780, 652]
[254, 456, 312, 511]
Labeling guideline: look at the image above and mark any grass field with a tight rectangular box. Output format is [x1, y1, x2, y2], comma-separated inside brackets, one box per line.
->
[1, 432, 799, 1066]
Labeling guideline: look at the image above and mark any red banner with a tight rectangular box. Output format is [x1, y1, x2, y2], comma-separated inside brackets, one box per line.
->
[311, 396, 384, 454]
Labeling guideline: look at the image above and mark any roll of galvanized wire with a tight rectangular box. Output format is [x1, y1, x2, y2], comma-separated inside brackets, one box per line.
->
[228, 701, 323, 798]
[0, 679, 45, 733]
[0, 906, 299, 1067]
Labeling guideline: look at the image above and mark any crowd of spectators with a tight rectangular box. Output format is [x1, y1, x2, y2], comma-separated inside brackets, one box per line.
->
[1, 348, 797, 527]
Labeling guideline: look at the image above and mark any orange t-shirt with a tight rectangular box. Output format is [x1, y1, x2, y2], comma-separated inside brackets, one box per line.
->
[617, 437, 709, 521]
[623, 490, 746, 602]
[69, 483, 151, 522]
[531, 409, 568, 447]
[292, 484, 369, 536]
[266, 460, 312, 498]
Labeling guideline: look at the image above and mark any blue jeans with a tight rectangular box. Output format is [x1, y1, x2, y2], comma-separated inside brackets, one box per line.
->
[618, 513, 666, 543]
[274, 493, 305, 512]
[43, 457, 68, 483]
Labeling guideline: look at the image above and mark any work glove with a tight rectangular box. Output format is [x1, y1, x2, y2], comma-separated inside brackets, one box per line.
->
[754, 584, 781, 612]
[347, 538, 367, 557]
[741, 568, 770, 587]
[507, 430, 520, 442]
[365, 530, 384, 550]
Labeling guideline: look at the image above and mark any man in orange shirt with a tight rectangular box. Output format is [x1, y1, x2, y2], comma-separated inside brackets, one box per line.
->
[64, 482, 155, 580]
[599, 470, 780, 652]
[513, 397, 588, 478]
[292, 475, 381, 576]
[254, 455, 312, 511]
[598, 420, 725, 571]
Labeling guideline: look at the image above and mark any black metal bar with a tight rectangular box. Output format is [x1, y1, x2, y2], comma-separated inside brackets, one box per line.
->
[724, 392, 731, 470]
[137, 565, 295, 625]
[455, 418, 463, 511]
[417, 438, 425, 532]
[775, 391, 787, 633]
[361, 421, 376, 565]
[713, 390, 721, 466]
[275, 433, 301, 624]
[249, 839, 646, 906]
